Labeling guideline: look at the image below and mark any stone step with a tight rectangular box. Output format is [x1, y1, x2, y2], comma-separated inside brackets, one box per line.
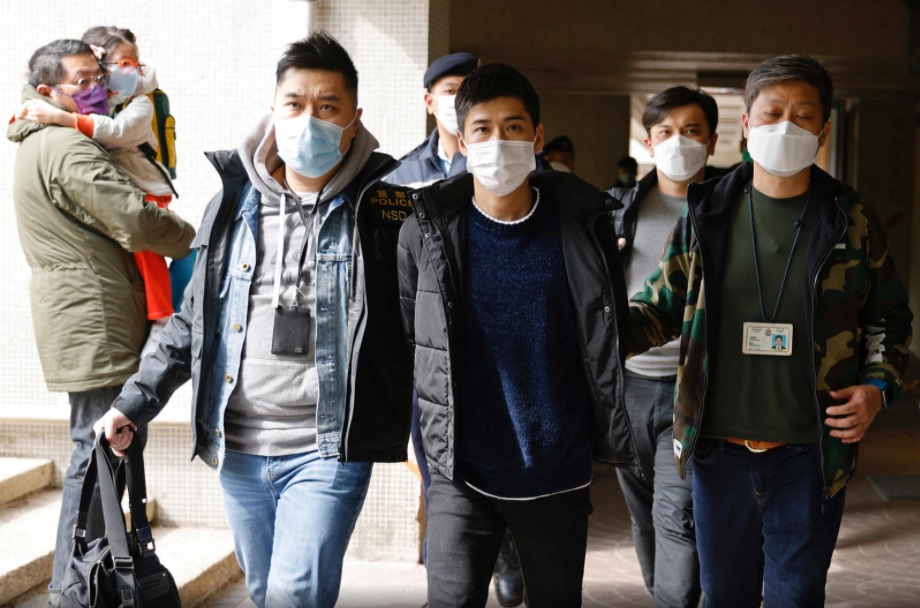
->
[6, 526, 240, 608]
[0, 489, 60, 604]
[0, 458, 53, 506]
[150, 526, 240, 607]
[0, 489, 158, 605]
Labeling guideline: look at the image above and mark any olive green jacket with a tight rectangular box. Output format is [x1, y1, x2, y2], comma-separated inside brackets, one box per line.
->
[8, 85, 195, 392]
[628, 163, 912, 497]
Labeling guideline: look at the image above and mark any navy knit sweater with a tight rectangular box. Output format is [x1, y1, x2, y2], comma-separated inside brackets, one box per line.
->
[456, 188, 593, 499]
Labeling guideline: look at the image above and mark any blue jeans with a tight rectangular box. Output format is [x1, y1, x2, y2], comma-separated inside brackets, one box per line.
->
[692, 439, 846, 608]
[218, 449, 373, 608]
[616, 373, 699, 608]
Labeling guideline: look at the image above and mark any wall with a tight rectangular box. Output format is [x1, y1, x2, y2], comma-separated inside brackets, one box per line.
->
[853, 99, 916, 279]
[540, 94, 630, 189]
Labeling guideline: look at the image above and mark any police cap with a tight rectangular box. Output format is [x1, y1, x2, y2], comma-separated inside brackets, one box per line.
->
[543, 135, 575, 155]
[423, 52, 479, 89]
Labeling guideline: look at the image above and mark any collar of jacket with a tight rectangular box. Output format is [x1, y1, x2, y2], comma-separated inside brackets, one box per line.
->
[422, 127, 468, 178]
[423, 127, 440, 160]
[686, 162, 848, 238]
[196, 148, 398, 250]
[416, 169, 620, 222]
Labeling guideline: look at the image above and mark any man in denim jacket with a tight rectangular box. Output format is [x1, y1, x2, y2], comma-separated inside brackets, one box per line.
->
[96, 31, 412, 607]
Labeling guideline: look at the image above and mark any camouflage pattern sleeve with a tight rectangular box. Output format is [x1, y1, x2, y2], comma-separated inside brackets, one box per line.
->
[627, 206, 695, 357]
[855, 201, 913, 400]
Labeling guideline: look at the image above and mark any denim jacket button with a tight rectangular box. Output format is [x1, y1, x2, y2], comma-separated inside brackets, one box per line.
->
[215, 428, 222, 437]
[604, 306, 611, 313]
[241, 263, 250, 271]
[233, 323, 242, 332]
[211, 457, 218, 465]
[225, 374, 233, 383]
[418, 211, 425, 219]
[424, 232, 430, 238]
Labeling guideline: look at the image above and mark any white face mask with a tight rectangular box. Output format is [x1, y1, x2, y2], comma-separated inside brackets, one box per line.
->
[746, 121, 821, 177]
[435, 95, 459, 135]
[652, 135, 709, 182]
[464, 138, 536, 197]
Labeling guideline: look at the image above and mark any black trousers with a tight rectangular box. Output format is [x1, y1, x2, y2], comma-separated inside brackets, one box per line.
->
[426, 471, 592, 608]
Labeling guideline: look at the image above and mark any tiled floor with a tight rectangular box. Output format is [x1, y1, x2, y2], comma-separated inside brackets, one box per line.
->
[206, 369, 920, 608]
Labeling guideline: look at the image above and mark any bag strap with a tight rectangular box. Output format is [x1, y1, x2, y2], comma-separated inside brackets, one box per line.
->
[139, 142, 180, 198]
[73, 445, 99, 545]
[122, 437, 156, 556]
[95, 436, 139, 608]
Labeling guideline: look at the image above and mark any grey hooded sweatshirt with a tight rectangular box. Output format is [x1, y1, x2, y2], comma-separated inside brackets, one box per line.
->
[223, 114, 380, 455]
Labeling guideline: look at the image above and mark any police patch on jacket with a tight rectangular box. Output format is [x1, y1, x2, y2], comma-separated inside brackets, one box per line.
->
[366, 188, 414, 224]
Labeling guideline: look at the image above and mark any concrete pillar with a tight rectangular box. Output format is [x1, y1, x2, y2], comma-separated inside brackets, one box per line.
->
[311, 0, 452, 562]
[314, 0, 451, 159]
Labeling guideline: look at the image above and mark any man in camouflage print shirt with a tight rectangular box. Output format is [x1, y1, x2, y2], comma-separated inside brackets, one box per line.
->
[627, 55, 912, 607]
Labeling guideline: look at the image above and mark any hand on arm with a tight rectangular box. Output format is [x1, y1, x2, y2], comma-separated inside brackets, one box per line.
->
[824, 385, 883, 444]
[93, 408, 138, 457]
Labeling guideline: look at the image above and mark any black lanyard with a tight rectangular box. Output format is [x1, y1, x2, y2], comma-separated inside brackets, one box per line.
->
[748, 183, 811, 322]
[281, 177, 324, 306]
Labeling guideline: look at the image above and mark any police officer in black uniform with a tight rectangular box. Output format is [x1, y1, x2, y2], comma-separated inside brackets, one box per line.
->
[386, 52, 478, 189]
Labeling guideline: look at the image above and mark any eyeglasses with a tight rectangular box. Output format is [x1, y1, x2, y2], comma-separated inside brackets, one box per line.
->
[104, 58, 146, 72]
[56, 74, 107, 92]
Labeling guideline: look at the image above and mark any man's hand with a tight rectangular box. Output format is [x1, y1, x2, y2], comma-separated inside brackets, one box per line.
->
[16, 99, 73, 127]
[93, 409, 137, 456]
[824, 385, 883, 444]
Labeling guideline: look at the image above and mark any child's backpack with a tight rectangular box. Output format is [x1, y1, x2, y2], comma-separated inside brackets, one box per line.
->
[145, 88, 177, 179]
[117, 88, 179, 198]
[115, 88, 177, 181]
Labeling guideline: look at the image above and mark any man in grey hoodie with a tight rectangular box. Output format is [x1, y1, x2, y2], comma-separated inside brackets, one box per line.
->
[95, 31, 413, 608]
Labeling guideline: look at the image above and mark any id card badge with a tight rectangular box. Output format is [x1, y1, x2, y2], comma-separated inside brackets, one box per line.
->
[271, 306, 311, 356]
[742, 322, 793, 356]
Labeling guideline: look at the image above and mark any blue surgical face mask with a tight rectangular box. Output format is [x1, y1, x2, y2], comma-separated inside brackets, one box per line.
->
[274, 113, 356, 178]
[107, 66, 139, 97]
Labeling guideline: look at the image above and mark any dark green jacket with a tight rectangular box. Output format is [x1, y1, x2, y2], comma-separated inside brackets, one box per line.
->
[8, 85, 195, 392]
[628, 162, 913, 497]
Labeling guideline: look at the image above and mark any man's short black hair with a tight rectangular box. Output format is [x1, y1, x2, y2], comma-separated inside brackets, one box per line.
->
[276, 30, 358, 102]
[28, 39, 93, 88]
[744, 55, 833, 123]
[455, 64, 540, 134]
[617, 156, 638, 172]
[642, 86, 719, 137]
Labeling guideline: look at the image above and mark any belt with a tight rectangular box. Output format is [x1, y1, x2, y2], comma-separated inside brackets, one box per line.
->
[725, 437, 786, 453]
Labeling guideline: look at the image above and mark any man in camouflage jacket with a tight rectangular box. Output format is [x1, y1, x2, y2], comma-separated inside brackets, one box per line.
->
[627, 55, 912, 607]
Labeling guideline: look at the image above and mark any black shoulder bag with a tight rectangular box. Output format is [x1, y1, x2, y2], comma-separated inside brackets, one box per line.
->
[60, 434, 181, 608]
